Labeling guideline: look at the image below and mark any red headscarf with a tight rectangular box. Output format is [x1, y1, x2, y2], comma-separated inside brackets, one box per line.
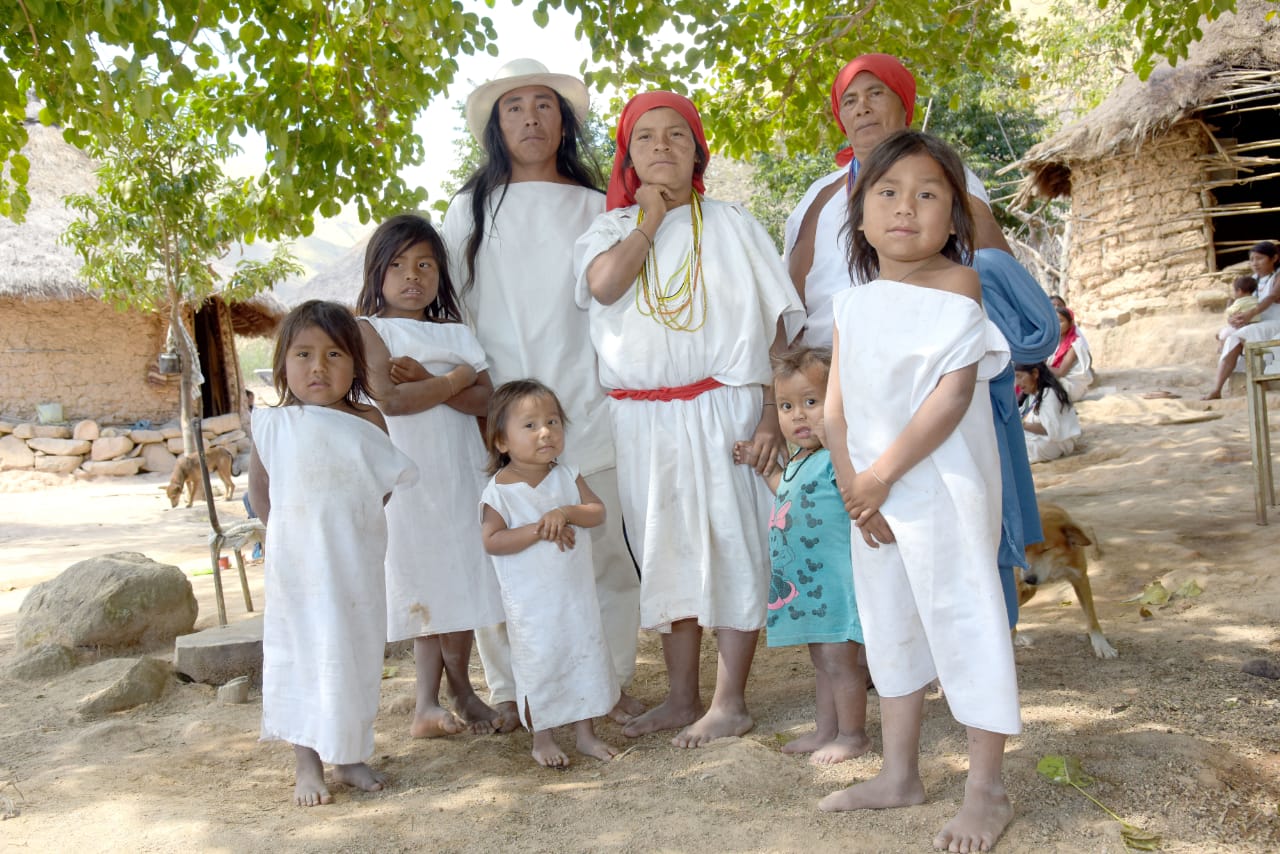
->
[605, 91, 709, 210]
[830, 54, 916, 167]
[1051, 308, 1079, 368]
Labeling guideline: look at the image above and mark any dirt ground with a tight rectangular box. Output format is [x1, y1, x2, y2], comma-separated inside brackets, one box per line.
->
[2, 365, 1279, 853]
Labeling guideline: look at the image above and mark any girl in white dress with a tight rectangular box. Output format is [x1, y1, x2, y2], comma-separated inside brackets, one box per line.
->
[821, 131, 1020, 853]
[479, 380, 619, 768]
[1016, 361, 1082, 463]
[248, 300, 416, 806]
[356, 214, 505, 739]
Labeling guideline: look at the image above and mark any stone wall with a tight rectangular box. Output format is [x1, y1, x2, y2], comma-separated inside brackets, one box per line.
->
[1, 296, 177, 423]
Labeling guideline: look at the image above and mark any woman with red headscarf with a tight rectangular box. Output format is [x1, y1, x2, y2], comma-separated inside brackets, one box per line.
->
[574, 92, 805, 748]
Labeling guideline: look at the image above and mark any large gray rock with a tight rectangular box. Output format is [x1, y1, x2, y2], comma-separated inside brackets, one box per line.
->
[202, 413, 242, 435]
[17, 552, 198, 651]
[13, 423, 71, 440]
[76, 657, 171, 717]
[129, 428, 165, 444]
[0, 434, 34, 470]
[81, 458, 144, 477]
[34, 454, 82, 474]
[72, 420, 100, 441]
[90, 435, 134, 461]
[139, 442, 177, 473]
[27, 437, 91, 456]
[8, 643, 77, 681]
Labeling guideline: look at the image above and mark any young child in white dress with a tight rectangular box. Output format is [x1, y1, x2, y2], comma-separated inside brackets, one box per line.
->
[821, 130, 1020, 853]
[248, 300, 416, 806]
[479, 380, 620, 768]
[1016, 361, 1081, 463]
[356, 213, 506, 739]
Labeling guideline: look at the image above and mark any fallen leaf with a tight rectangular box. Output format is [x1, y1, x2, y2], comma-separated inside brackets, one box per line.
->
[1138, 581, 1170, 605]
[1036, 754, 1094, 787]
[1139, 606, 1154, 619]
[1121, 823, 1162, 850]
[1173, 579, 1203, 599]
[381, 666, 398, 679]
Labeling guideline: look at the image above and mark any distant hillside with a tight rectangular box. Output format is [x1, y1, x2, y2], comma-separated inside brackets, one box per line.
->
[275, 238, 367, 307]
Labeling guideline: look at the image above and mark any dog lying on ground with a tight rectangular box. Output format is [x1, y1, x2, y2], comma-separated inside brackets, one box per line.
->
[1019, 502, 1118, 659]
[166, 447, 235, 508]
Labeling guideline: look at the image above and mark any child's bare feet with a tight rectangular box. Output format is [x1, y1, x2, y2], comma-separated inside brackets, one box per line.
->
[409, 706, 464, 738]
[332, 762, 387, 793]
[810, 732, 871, 766]
[292, 746, 332, 807]
[531, 730, 569, 768]
[933, 780, 1013, 852]
[621, 697, 701, 738]
[781, 728, 832, 755]
[490, 700, 522, 734]
[608, 690, 646, 724]
[672, 703, 753, 748]
[452, 693, 499, 734]
[575, 721, 619, 762]
[818, 770, 927, 812]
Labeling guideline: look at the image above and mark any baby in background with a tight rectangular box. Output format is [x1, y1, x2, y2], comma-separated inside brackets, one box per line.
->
[734, 346, 870, 766]
[1225, 275, 1259, 326]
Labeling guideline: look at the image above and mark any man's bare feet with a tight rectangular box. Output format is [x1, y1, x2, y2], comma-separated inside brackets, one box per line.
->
[933, 781, 1014, 852]
[332, 762, 387, 793]
[608, 691, 646, 724]
[810, 732, 871, 766]
[531, 730, 569, 768]
[621, 698, 701, 739]
[1201, 390, 1222, 401]
[452, 693, 499, 735]
[491, 700, 521, 734]
[672, 704, 753, 748]
[818, 770, 927, 812]
[575, 723, 619, 762]
[409, 706, 464, 738]
[292, 747, 332, 807]
[781, 728, 832, 755]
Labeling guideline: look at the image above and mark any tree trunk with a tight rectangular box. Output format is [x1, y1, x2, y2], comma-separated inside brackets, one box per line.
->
[170, 296, 197, 457]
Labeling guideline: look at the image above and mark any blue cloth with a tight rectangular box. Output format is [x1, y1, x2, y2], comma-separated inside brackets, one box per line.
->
[766, 450, 863, 647]
[976, 249, 1059, 628]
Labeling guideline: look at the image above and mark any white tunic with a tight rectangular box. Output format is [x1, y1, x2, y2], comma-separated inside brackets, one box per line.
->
[575, 199, 805, 631]
[1021, 391, 1081, 463]
[360, 316, 504, 641]
[480, 464, 619, 731]
[1220, 271, 1280, 368]
[255, 406, 416, 764]
[785, 166, 991, 348]
[1057, 336, 1094, 402]
[833, 280, 1021, 735]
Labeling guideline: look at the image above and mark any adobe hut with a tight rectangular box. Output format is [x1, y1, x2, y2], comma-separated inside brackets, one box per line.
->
[1014, 1, 1280, 369]
[0, 111, 285, 426]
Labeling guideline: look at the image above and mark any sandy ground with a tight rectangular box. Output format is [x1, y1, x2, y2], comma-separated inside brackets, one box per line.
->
[2, 366, 1280, 853]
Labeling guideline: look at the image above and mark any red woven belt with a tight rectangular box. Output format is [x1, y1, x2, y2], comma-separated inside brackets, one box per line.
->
[608, 377, 723, 402]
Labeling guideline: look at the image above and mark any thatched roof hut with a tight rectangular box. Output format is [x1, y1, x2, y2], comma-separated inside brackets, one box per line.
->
[0, 112, 286, 424]
[1014, 1, 1280, 368]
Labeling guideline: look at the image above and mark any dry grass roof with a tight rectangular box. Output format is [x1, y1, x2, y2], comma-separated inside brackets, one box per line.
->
[1017, 0, 1280, 200]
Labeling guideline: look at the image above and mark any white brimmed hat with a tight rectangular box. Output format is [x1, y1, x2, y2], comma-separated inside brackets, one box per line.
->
[464, 58, 590, 142]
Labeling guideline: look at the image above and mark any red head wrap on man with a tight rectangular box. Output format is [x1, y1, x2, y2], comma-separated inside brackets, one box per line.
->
[606, 91, 709, 210]
[830, 54, 916, 166]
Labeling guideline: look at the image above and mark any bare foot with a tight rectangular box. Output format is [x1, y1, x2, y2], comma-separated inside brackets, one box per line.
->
[576, 728, 620, 762]
[491, 700, 521, 734]
[332, 762, 387, 793]
[532, 730, 569, 768]
[608, 691, 646, 724]
[672, 705, 753, 748]
[1201, 390, 1222, 401]
[933, 781, 1014, 852]
[452, 693, 499, 735]
[621, 698, 701, 739]
[409, 706, 464, 738]
[292, 748, 332, 807]
[818, 770, 927, 812]
[780, 728, 832, 755]
[810, 732, 872, 766]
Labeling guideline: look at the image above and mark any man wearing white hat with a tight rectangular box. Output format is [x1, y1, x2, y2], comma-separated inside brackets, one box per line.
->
[442, 59, 643, 731]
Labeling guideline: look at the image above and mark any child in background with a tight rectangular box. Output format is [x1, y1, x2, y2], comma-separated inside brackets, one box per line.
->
[479, 380, 620, 768]
[248, 300, 416, 806]
[1224, 275, 1259, 330]
[822, 130, 1020, 853]
[1049, 307, 1094, 402]
[356, 213, 506, 738]
[1016, 362, 1081, 463]
[735, 346, 870, 766]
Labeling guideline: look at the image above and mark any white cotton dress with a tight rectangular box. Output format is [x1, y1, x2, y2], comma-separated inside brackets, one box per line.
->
[1022, 392, 1082, 463]
[575, 198, 805, 632]
[255, 405, 417, 764]
[360, 316, 504, 641]
[833, 280, 1022, 736]
[480, 464, 619, 731]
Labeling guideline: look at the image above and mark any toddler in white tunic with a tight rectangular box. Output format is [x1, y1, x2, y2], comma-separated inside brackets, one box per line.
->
[479, 380, 619, 768]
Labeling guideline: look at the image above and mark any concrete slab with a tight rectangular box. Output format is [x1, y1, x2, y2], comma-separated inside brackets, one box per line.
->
[173, 614, 263, 687]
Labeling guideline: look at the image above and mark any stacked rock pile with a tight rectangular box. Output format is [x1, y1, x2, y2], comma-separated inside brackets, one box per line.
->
[0, 412, 249, 477]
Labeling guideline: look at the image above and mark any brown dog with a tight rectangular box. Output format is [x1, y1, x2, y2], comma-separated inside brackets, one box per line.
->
[166, 447, 235, 508]
[1020, 502, 1118, 659]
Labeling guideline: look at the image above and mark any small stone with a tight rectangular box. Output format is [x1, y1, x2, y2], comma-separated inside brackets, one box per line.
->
[76, 657, 171, 718]
[1242, 658, 1280, 679]
[72, 420, 100, 441]
[99, 426, 125, 438]
[217, 675, 251, 704]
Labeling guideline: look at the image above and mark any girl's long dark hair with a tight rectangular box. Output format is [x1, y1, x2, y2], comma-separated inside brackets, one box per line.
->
[845, 130, 975, 284]
[272, 300, 374, 409]
[1016, 361, 1071, 414]
[457, 93, 602, 292]
[356, 213, 461, 323]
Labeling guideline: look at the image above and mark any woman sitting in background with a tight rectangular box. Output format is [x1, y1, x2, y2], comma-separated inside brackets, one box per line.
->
[1016, 362, 1081, 463]
[1050, 307, 1093, 401]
